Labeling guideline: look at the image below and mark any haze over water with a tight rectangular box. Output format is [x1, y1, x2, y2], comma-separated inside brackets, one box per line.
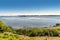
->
[0, 16, 60, 28]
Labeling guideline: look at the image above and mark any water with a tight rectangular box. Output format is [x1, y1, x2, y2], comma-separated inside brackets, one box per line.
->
[0, 16, 60, 28]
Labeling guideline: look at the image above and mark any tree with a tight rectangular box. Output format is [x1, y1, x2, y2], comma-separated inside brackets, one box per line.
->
[53, 23, 60, 27]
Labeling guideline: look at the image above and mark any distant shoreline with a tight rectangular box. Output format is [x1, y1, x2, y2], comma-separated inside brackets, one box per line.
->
[0, 15, 60, 17]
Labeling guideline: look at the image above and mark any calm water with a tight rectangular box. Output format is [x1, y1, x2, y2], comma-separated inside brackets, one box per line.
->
[0, 16, 60, 28]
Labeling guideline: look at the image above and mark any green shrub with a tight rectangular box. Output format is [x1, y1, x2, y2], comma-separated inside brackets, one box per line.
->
[16, 27, 60, 37]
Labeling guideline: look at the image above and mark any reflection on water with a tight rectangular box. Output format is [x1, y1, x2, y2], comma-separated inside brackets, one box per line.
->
[0, 16, 60, 28]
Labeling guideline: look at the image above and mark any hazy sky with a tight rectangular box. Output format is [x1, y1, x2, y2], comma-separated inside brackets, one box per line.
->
[0, 0, 60, 15]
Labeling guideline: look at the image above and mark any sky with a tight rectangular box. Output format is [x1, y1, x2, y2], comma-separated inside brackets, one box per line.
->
[0, 0, 60, 16]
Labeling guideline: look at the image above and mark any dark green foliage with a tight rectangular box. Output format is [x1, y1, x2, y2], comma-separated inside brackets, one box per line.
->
[16, 27, 60, 37]
[15, 23, 60, 37]
[53, 23, 60, 27]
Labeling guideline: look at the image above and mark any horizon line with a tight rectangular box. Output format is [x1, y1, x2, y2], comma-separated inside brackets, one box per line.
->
[0, 14, 60, 16]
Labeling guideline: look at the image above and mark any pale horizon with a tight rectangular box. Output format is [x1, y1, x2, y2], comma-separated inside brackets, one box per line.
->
[0, 0, 60, 15]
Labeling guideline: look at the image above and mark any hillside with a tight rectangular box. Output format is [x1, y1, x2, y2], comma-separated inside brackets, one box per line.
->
[0, 20, 12, 32]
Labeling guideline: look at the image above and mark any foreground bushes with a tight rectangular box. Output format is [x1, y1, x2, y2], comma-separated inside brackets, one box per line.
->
[1, 32, 60, 40]
[0, 32, 48, 40]
[0, 32, 19, 40]
[16, 27, 60, 37]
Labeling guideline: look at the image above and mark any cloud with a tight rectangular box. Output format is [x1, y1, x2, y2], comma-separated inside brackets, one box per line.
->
[0, 9, 60, 16]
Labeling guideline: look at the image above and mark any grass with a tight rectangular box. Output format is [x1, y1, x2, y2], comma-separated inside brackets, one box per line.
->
[19, 35, 60, 40]
[30, 37, 60, 40]
[1, 26, 60, 40]
[0, 32, 60, 40]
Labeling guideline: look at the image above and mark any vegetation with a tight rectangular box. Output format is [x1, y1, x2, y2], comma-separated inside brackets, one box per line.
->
[0, 20, 16, 33]
[53, 23, 60, 27]
[0, 32, 60, 40]
[16, 23, 60, 37]
[0, 20, 12, 32]
[1, 20, 60, 40]
[16, 27, 60, 37]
